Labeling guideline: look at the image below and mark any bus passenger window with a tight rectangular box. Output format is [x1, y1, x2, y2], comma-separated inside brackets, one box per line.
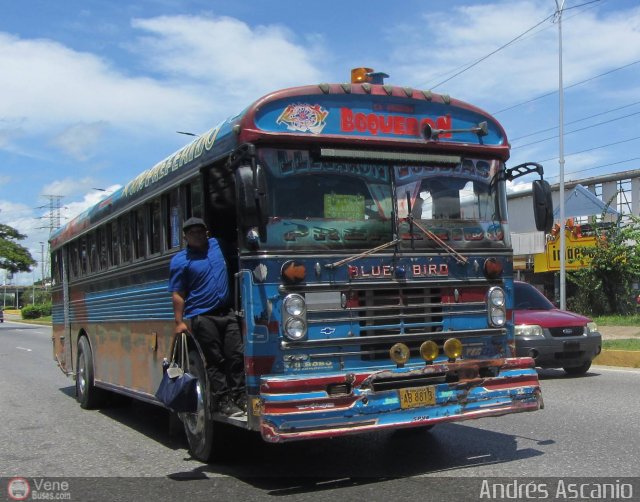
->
[97, 227, 108, 270]
[80, 237, 88, 275]
[88, 232, 99, 272]
[109, 221, 120, 267]
[166, 190, 181, 250]
[133, 208, 146, 260]
[69, 243, 79, 279]
[120, 216, 132, 263]
[149, 198, 162, 255]
[187, 178, 204, 219]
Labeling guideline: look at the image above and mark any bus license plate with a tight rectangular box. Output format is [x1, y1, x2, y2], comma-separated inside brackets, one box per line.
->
[399, 386, 436, 409]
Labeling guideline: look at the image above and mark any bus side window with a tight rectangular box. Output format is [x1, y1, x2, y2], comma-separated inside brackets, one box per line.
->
[69, 242, 79, 279]
[88, 231, 99, 272]
[133, 208, 146, 260]
[97, 227, 108, 270]
[149, 198, 162, 255]
[109, 220, 120, 267]
[166, 189, 181, 249]
[120, 215, 132, 263]
[79, 237, 88, 276]
[51, 249, 61, 285]
[186, 178, 204, 219]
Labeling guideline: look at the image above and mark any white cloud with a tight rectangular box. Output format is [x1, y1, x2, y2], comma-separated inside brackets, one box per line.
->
[387, 1, 640, 104]
[0, 33, 204, 134]
[0, 15, 325, 161]
[50, 122, 108, 160]
[60, 184, 122, 222]
[130, 14, 324, 102]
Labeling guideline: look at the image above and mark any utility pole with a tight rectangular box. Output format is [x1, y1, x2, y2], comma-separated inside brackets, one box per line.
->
[40, 241, 45, 285]
[37, 195, 64, 286]
[555, 0, 567, 310]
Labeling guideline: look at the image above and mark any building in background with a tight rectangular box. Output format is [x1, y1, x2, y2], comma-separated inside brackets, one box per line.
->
[508, 169, 640, 300]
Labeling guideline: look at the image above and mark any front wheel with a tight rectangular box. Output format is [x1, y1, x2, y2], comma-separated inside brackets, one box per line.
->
[76, 336, 105, 409]
[180, 348, 216, 462]
[563, 361, 591, 375]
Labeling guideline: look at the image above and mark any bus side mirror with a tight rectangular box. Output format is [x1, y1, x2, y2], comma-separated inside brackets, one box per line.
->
[235, 165, 269, 237]
[532, 179, 553, 233]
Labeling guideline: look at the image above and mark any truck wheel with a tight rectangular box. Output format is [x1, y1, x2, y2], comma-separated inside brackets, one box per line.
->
[563, 361, 591, 375]
[76, 336, 105, 409]
[180, 349, 216, 462]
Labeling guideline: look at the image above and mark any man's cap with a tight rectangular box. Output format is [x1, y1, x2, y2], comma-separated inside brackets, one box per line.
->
[182, 217, 207, 231]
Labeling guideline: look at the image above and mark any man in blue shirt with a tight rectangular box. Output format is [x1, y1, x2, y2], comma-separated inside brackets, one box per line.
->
[169, 217, 245, 417]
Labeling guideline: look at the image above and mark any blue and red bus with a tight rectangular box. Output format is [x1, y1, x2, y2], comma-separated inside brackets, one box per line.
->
[50, 68, 553, 461]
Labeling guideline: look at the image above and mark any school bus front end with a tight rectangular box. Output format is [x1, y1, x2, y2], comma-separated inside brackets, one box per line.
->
[239, 260, 543, 443]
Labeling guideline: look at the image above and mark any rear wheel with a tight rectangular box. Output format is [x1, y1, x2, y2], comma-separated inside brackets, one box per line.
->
[76, 336, 105, 409]
[180, 348, 216, 461]
[563, 361, 591, 375]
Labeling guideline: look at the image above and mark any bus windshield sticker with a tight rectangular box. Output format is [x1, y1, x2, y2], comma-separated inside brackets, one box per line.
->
[324, 194, 365, 220]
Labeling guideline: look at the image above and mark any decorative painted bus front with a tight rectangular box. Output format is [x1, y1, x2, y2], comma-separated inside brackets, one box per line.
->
[50, 73, 552, 460]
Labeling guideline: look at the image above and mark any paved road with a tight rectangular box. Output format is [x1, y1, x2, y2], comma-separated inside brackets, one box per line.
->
[1, 321, 639, 501]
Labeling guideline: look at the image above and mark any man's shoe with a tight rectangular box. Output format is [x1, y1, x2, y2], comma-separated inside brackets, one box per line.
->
[219, 396, 244, 418]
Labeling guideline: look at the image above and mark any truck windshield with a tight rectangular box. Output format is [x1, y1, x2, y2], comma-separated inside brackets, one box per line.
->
[259, 148, 394, 250]
[395, 159, 508, 249]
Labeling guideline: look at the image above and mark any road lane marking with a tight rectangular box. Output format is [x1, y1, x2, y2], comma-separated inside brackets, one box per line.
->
[16, 346, 32, 352]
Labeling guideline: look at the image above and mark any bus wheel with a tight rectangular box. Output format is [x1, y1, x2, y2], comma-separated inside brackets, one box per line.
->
[180, 349, 216, 462]
[76, 336, 105, 409]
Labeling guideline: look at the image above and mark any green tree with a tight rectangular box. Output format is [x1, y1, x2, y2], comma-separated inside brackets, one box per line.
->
[0, 223, 37, 274]
[567, 216, 640, 315]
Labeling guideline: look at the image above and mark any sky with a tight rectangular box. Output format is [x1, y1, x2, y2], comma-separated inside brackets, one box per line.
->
[1, 0, 640, 285]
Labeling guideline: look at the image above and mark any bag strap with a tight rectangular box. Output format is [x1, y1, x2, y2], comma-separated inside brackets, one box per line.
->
[180, 332, 190, 372]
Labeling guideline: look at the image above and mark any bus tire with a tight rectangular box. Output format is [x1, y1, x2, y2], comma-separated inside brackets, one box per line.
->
[76, 336, 105, 409]
[181, 348, 216, 462]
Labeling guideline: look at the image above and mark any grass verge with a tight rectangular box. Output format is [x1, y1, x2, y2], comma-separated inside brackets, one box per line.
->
[602, 338, 640, 351]
[594, 314, 640, 326]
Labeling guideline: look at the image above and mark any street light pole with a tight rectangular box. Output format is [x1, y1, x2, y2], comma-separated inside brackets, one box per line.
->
[555, 0, 567, 310]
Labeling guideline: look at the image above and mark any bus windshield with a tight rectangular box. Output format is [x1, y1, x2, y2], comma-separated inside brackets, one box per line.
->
[395, 159, 508, 249]
[259, 148, 394, 250]
[257, 149, 507, 251]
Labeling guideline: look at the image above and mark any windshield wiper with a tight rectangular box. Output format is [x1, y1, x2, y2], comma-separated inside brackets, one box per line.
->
[324, 238, 401, 270]
[405, 192, 467, 265]
[409, 217, 468, 265]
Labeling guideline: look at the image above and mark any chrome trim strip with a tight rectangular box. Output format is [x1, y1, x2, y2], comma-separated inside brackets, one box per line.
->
[281, 328, 505, 349]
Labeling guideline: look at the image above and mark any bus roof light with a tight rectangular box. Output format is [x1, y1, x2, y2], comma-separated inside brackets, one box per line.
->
[350, 67, 389, 85]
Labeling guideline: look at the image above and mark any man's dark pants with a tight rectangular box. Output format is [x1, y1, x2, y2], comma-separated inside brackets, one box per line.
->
[190, 309, 244, 406]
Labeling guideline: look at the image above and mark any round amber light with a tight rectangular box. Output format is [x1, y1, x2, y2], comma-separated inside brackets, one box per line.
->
[443, 338, 463, 360]
[420, 341, 439, 361]
[389, 343, 410, 365]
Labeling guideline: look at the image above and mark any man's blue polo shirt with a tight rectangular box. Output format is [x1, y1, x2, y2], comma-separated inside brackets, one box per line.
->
[168, 238, 230, 318]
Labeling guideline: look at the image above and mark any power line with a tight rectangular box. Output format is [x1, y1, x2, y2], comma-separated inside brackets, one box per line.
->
[512, 109, 640, 150]
[492, 59, 640, 115]
[510, 100, 640, 141]
[535, 135, 640, 164]
[544, 157, 640, 183]
[428, 13, 555, 90]
[424, 0, 602, 91]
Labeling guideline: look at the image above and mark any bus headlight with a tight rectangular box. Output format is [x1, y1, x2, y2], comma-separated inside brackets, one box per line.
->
[284, 317, 307, 340]
[487, 287, 506, 327]
[284, 294, 306, 316]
